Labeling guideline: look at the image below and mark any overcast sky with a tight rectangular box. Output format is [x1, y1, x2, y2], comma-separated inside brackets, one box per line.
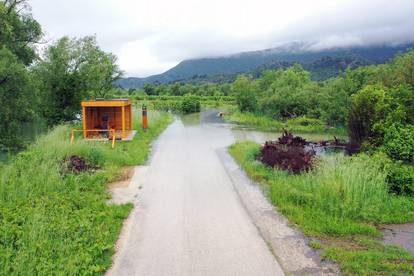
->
[30, 0, 414, 77]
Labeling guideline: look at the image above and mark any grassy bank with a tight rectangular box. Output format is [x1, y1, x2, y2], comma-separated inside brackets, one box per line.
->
[226, 111, 347, 138]
[229, 141, 414, 275]
[0, 111, 172, 275]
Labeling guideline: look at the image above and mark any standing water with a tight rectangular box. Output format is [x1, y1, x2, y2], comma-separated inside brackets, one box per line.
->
[0, 118, 47, 163]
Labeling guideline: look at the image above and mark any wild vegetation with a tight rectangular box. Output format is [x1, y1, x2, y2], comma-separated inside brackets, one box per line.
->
[0, 111, 172, 274]
[226, 49, 414, 274]
[229, 142, 414, 274]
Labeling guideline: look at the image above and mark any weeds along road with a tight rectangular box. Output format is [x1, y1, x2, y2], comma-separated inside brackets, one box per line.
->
[108, 110, 285, 276]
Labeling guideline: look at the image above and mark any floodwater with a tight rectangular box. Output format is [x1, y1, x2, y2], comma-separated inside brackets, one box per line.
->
[382, 223, 414, 255]
[182, 109, 335, 143]
[0, 118, 47, 163]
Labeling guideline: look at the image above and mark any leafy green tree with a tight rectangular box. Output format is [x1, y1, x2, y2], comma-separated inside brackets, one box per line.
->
[0, 47, 34, 149]
[0, 0, 42, 150]
[258, 65, 313, 119]
[170, 82, 182, 96]
[348, 85, 388, 146]
[391, 50, 414, 88]
[232, 75, 258, 113]
[143, 83, 156, 95]
[0, 0, 42, 65]
[180, 95, 200, 113]
[34, 36, 122, 125]
[319, 78, 351, 126]
[383, 124, 414, 163]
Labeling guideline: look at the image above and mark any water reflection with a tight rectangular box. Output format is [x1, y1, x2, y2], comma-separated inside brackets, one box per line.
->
[0, 118, 47, 163]
[179, 109, 339, 144]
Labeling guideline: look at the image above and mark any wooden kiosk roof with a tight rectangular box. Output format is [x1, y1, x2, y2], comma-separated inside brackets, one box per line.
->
[81, 99, 132, 107]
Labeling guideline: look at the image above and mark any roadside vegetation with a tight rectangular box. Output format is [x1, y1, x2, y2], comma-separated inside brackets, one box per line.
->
[227, 50, 414, 274]
[0, 111, 172, 274]
[229, 142, 414, 274]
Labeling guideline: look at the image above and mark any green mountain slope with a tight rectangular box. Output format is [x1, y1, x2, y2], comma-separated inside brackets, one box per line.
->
[118, 42, 414, 88]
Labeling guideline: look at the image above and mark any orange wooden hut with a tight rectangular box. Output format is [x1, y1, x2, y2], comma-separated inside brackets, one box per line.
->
[81, 99, 136, 141]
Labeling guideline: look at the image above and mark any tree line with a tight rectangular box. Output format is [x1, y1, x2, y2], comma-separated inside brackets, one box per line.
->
[0, 0, 122, 150]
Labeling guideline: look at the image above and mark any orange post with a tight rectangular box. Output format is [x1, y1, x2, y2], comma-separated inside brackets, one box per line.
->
[142, 105, 148, 130]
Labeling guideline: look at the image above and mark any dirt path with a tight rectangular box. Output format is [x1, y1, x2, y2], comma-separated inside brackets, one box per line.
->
[107, 111, 336, 276]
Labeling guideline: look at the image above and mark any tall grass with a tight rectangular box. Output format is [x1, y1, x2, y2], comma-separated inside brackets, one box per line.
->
[0, 111, 172, 275]
[229, 141, 414, 274]
[230, 142, 414, 236]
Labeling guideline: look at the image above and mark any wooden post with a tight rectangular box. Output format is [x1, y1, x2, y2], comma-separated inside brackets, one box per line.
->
[111, 129, 116, 149]
[142, 105, 148, 130]
[121, 106, 125, 139]
[71, 129, 75, 144]
[129, 105, 132, 130]
[82, 106, 87, 138]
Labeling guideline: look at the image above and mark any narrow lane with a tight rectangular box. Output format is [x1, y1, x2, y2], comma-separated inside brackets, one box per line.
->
[108, 112, 284, 276]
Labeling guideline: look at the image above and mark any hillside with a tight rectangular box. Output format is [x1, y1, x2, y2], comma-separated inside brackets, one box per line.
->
[117, 42, 414, 88]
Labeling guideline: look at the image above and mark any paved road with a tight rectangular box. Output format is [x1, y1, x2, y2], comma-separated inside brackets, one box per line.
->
[108, 114, 284, 276]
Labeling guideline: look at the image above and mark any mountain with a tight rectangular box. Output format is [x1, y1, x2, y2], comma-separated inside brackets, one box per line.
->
[117, 42, 414, 88]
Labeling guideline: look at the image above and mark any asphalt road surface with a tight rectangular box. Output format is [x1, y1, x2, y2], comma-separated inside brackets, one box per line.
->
[108, 112, 285, 276]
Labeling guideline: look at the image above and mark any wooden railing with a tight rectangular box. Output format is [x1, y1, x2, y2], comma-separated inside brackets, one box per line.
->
[71, 129, 116, 149]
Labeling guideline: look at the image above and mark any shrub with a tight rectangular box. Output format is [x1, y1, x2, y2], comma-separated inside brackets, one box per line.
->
[386, 162, 414, 196]
[259, 142, 314, 174]
[180, 96, 201, 113]
[383, 124, 414, 162]
[232, 75, 258, 112]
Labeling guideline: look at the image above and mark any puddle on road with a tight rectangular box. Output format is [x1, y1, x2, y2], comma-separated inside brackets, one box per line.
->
[179, 109, 336, 144]
[382, 223, 414, 255]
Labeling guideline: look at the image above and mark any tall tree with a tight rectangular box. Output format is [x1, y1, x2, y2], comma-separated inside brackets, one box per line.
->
[0, 47, 34, 149]
[0, 0, 42, 65]
[34, 36, 123, 125]
[0, 0, 42, 150]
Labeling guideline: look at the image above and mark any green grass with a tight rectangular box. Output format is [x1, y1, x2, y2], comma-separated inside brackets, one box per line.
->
[226, 111, 347, 138]
[229, 141, 414, 275]
[0, 110, 172, 275]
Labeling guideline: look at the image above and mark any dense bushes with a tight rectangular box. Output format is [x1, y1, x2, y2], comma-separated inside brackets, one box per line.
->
[383, 124, 414, 162]
[386, 162, 414, 196]
[0, 47, 35, 150]
[348, 84, 414, 147]
[232, 75, 258, 112]
[180, 96, 201, 113]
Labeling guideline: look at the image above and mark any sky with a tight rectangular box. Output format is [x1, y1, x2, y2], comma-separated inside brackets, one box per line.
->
[30, 0, 414, 77]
